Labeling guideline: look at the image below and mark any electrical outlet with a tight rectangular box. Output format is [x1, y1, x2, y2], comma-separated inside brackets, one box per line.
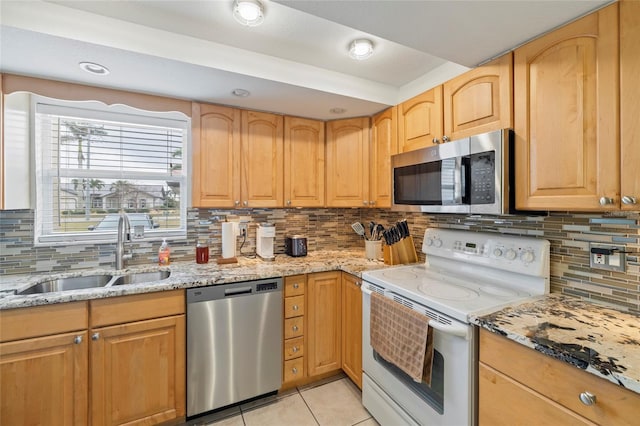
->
[589, 243, 626, 272]
[593, 254, 606, 265]
[238, 222, 248, 237]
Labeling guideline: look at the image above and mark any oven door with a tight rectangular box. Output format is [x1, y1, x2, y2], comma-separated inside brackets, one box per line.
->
[362, 283, 477, 426]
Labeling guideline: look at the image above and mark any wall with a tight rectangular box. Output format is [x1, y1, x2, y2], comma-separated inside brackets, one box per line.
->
[1, 208, 638, 314]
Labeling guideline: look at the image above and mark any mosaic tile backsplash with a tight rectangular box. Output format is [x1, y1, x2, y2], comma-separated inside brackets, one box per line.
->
[1, 208, 638, 313]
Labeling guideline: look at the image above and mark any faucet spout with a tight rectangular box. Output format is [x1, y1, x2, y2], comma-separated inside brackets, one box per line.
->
[116, 213, 132, 270]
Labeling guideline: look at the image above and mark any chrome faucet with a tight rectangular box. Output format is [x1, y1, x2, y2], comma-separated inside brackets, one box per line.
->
[116, 213, 132, 270]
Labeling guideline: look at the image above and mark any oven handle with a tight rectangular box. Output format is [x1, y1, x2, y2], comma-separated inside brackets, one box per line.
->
[428, 319, 469, 340]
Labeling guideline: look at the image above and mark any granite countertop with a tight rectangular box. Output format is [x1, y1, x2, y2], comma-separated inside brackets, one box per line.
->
[472, 293, 640, 395]
[0, 250, 389, 310]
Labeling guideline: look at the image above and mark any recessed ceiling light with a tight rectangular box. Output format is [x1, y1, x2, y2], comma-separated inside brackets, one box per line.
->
[330, 108, 346, 114]
[232, 88, 251, 97]
[79, 61, 110, 75]
[349, 39, 374, 60]
[233, 0, 265, 27]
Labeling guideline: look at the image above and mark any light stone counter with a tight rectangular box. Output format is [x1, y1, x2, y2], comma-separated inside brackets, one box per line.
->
[0, 250, 390, 310]
[471, 293, 640, 395]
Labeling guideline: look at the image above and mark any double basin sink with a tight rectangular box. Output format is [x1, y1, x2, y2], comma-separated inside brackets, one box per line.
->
[16, 270, 171, 295]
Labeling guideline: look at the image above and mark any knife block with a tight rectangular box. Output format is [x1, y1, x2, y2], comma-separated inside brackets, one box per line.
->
[383, 236, 419, 265]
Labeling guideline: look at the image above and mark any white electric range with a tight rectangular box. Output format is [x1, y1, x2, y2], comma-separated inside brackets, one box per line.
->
[361, 228, 550, 426]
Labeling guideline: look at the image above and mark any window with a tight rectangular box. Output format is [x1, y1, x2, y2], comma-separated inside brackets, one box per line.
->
[34, 98, 189, 243]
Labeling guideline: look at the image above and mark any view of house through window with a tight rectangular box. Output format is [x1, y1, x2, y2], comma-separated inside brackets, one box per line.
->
[35, 100, 188, 243]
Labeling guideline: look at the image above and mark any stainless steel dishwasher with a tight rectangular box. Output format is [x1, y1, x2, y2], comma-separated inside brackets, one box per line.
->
[186, 278, 282, 418]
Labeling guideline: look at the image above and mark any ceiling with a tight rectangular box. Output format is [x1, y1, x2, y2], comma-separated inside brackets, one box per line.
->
[0, 0, 611, 120]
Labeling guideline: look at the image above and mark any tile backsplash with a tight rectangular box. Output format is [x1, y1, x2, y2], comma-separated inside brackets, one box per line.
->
[1, 208, 638, 313]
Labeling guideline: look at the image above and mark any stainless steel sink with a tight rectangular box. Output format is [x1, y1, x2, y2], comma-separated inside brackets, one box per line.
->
[16, 274, 114, 295]
[111, 270, 171, 286]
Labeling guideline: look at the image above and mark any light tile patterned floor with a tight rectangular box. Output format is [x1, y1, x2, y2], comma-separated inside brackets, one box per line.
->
[185, 376, 379, 426]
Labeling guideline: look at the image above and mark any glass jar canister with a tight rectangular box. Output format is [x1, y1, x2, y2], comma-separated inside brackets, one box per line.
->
[196, 241, 209, 264]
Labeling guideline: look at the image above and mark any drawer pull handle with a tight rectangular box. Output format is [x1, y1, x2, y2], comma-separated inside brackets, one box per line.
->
[292, 305, 299, 311]
[292, 346, 299, 353]
[293, 283, 299, 289]
[579, 391, 596, 406]
[292, 367, 298, 374]
[292, 325, 299, 332]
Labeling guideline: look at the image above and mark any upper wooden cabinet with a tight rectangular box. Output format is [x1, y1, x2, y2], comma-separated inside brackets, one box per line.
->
[192, 103, 241, 208]
[284, 116, 325, 207]
[241, 110, 284, 208]
[443, 53, 513, 140]
[620, 0, 640, 210]
[514, 4, 619, 211]
[192, 104, 284, 208]
[398, 86, 443, 152]
[370, 107, 397, 208]
[326, 117, 371, 207]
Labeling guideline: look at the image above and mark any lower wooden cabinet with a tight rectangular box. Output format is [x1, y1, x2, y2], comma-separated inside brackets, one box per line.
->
[479, 328, 640, 426]
[307, 271, 342, 376]
[341, 272, 363, 389]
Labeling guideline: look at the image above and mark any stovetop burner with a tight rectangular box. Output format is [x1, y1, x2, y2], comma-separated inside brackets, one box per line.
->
[418, 283, 479, 301]
[380, 269, 419, 280]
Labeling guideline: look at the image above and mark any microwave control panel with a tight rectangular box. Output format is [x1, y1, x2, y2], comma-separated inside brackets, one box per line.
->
[469, 152, 496, 204]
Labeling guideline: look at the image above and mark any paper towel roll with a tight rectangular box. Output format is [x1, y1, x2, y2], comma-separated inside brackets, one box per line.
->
[221, 222, 236, 258]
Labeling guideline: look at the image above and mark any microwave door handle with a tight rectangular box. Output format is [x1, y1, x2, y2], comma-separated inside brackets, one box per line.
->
[428, 319, 469, 340]
[454, 157, 463, 204]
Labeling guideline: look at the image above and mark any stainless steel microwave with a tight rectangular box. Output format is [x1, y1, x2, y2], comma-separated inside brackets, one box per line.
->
[391, 129, 513, 214]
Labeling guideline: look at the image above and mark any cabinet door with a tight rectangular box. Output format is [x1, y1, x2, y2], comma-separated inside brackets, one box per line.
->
[341, 273, 362, 389]
[307, 271, 342, 376]
[370, 107, 397, 208]
[444, 53, 513, 140]
[241, 110, 284, 208]
[192, 103, 241, 208]
[398, 86, 443, 152]
[326, 117, 370, 207]
[91, 315, 186, 426]
[620, 0, 640, 210]
[514, 4, 619, 211]
[1, 331, 88, 426]
[284, 116, 325, 207]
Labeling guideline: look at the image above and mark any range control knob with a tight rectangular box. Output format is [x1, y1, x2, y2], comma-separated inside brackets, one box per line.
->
[521, 250, 535, 263]
[505, 249, 517, 260]
[425, 238, 434, 246]
[433, 238, 443, 248]
[493, 248, 503, 257]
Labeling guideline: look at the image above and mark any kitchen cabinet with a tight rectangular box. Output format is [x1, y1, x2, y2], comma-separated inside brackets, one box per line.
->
[370, 106, 397, 208]
[192, 104, 284, 208]
[479, 329, 639, 426]
[284, 116, 325, 207]
[514, 4, 619, 211]
[443, 53, 513, 141]
[0, 302, 89, 426]
[341, 272, 362, 389]
[620, 0, 640, 210]
[326, 117, 371, 207]
[282, 274, 307, 387]
[398, 86, 443, 152]
[90, 290, 185, 426]
[307, 271, 342, 376]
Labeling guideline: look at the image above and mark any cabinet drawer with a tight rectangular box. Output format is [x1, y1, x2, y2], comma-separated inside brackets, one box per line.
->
[0, 301, 88, 342]
[284, 295, 305, 318]
[285, 275, 305, 297]
[283, 358, 305, 383]
[284, 336, 304, 361]
[284, 317, 304, 339]
[480, 329, 639, 426]
[91, 290, 185, 328]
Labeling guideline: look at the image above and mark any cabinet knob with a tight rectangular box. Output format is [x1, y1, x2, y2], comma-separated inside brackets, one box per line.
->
[622, 195, 637, 205]
[234, 200, 240, 206]
[599, 197, 614, 206]
[579, 391, 596, 406]
[356, 281, 361, 287]
[442, 135, 450, 143]
[292, 367, 298, 374]
[370, 200, 375, 206]
[363, 200, 369, 206]
[292, 346, 299, 353]
[432, 138, 441, 144]
[286, 200, 292, 206]
[292, 305, 299, 311]
[91, 332, 100, 341]
[292, 325, 299, 332]
[74, 335, 83, 344]
[293, 283, 299, 289]
[243, 201, 248, 207]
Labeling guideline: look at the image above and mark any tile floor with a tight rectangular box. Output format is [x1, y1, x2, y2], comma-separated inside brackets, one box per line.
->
[184, 375, 379, 426]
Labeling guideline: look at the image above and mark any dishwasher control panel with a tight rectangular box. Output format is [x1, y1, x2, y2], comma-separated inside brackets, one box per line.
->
[257, 281, 278, 292]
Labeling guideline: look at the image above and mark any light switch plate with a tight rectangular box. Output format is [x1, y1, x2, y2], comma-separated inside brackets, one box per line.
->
[589, 243, 626, 272]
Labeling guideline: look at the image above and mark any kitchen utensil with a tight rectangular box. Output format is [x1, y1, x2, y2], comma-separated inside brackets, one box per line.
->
[351, 222, 366, 238]
[369, 222, 376, 241]
[375, 224, 385, 241]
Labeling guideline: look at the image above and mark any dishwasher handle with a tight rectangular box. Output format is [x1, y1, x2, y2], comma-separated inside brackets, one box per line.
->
[225, 286, 252, 296]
